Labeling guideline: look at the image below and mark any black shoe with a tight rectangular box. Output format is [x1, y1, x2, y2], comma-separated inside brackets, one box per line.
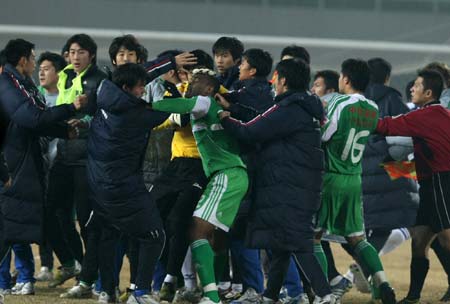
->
[397, 297, 420, 304]
[441, 286, 450, 302]
[379, 283, 396, 304]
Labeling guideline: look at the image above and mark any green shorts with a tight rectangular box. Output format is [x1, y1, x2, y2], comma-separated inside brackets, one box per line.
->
[193, 167, 248, 232]
[315, 173, 365, 237]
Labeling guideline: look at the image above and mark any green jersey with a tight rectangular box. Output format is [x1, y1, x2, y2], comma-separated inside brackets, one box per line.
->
[153, 96, 246, 177]
[321, 93, 379, 175]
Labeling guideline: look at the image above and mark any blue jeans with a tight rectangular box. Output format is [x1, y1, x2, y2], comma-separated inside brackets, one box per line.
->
[0, 244, 35, 289]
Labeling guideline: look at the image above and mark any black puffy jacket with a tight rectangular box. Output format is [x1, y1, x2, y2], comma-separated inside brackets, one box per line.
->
[0, 64, 75, 243]
[362, 83, 419, 230]
[221, 91, 325, 251]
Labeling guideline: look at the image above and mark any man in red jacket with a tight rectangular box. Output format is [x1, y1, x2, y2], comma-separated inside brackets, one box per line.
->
[376, 69, 450, 304]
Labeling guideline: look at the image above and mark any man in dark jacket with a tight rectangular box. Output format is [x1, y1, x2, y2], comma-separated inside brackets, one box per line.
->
[87, 63, 169, 304]
[219, 59, 334, 304]
[0, 38, 86, 259]
[212, 37, 244, 90]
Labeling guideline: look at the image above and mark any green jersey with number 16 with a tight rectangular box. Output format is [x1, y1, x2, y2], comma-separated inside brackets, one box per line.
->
[321, 93, 379, 175]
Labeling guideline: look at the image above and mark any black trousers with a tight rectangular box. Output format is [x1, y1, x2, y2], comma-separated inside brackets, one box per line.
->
[265, 249, 331, 300]
[44, 163, 93, 265]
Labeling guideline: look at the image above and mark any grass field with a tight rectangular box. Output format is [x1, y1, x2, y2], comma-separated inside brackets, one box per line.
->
[1, 241, 447, 303]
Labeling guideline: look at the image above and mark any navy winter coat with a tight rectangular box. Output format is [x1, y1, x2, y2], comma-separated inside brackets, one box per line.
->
[0, 64, 76, 243]
[221, 91, 325, 251]
[87, 80, 169, 225]
[363, 83, 419, 229]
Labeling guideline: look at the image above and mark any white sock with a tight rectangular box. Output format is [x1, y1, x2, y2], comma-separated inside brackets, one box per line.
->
[379, 228, 411, 256]
[164, 274, 177, 284]
[329, 275, 343, 286]
[182, 248, 197, 290]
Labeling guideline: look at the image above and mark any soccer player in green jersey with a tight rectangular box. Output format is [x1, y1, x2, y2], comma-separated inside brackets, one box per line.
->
[152, 69, 249, 304]
[314, 59, 396, 304]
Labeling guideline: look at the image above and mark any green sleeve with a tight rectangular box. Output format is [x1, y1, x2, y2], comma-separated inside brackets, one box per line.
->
[153, 97, 197, 114]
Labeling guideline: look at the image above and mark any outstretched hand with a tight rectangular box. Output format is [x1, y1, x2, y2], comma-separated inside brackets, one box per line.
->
[175, 52, 197, 69]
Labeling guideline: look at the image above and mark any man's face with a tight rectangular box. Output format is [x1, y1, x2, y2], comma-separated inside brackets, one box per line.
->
[39, 60, 59, 89]
[273, 72, 285, 96]
[411, 77, 430, 106]
[23, 49, 36, 77]
[127, 80, 146, 98]
[238, 58, 254, 81]
[214, 50, 236, 75]
[338, 73, 347, 94]
[311, 77, 328, 97]
[69, 43, 93, 74]
[115, 47, 138, 66]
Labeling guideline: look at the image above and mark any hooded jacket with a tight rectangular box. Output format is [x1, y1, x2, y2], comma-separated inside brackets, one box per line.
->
[87, 80, 169, 217]
[221, 91, 325, 251]
[363, 83, 419, 229]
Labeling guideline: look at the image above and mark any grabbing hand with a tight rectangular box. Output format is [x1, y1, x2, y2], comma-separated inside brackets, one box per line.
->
[73, 94, 88, 110]
[215, 93, 231, 109]
[175, 52, 197, 69]
[68, 119, 89, 129]
[218, 110, 231, 120]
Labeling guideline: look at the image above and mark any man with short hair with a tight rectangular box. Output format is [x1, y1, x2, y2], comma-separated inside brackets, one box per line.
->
[212, 36, 244, 90]
[314, 59, 396, 304]
[218, 59, 334, 304]
[311, 70, 339, 107]
[376, 69, 450, 304]
[0, 38, 87, 295]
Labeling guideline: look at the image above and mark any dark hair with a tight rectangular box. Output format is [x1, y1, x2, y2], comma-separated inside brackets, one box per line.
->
[38, 52, 66, 72]
[65, 34, 98, 65]
[157, 49, 183, 59]
[405, 79, 414, 103]
[192, 72, 220, 95]
[61, 41, 70, 56]
[341, 58, 370, 92]
[112, 63, 148, 90]
[424, 62, 450, 88]
[280, 45, 310, 64]
[0, 50, 6, 68]
[109, 35, 148, 65]
[275, 59, 310, 91]
[3, 39, 35, 66]
[314, 70, 339, 92]
[212, 37, 244, 61]
[184, 49, 214, 71]
[367, 57, 392, 84]
[242, 48, 273, 78]
[418, 69, 444, 100]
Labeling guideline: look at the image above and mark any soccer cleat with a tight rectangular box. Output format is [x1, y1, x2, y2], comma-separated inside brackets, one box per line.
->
[11, 282, 35, 295]
[173, 287, 203, 304]
[60, 283, 92, 299]
[349, 263, 371, 294]
[441, 286, 450, 302]
[48, 262, 81, 288]
[98, 291, 117, 303]
[230, 288, 261, 304]
[280, 294, 304, 304]
[160, 282, 177, 302]
[35, 266, 53, 281]
[331, 276, 352, 302]
[396, 298, 419, 304]
[313, 294, 336, 304]
[379, 283, 396, 304]
[127, 293, 163, 304]
[298, 293, 311, 304]
[119, 288, 134, 302]
[223, 290, 242, 302]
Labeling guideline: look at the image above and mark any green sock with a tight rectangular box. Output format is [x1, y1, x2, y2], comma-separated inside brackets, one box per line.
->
[214, 252, 228, 284]
[354, 240, 387, 287]
[62, 259, 75, 268]
[314, 243, 328, 277]
[191, 239, 220, 303]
